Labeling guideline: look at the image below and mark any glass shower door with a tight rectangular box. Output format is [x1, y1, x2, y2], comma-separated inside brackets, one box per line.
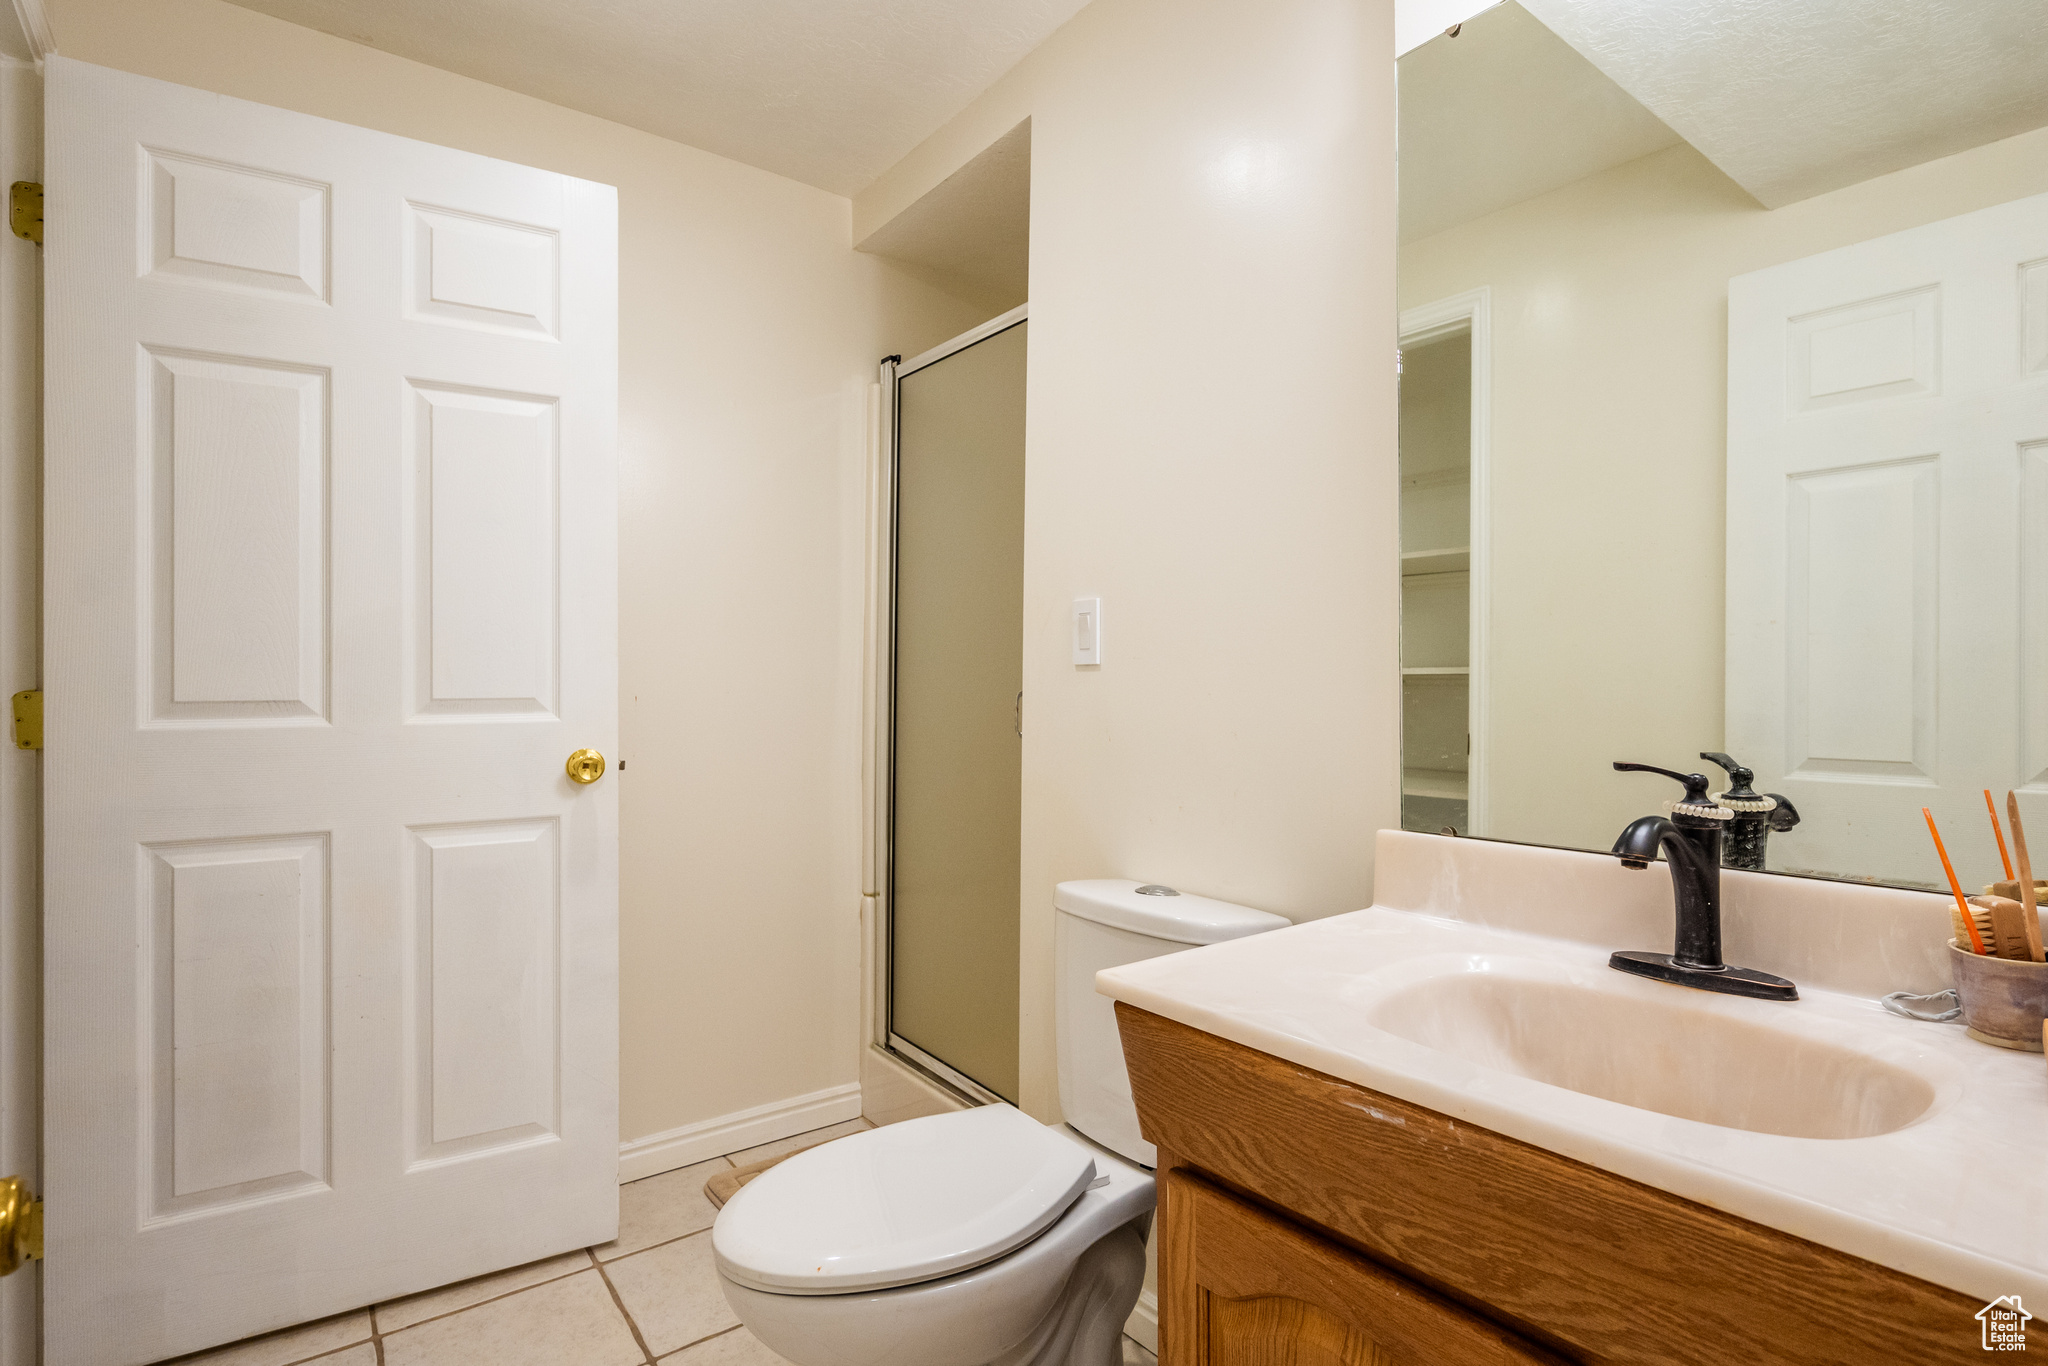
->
[888, 315, 1026, 1102]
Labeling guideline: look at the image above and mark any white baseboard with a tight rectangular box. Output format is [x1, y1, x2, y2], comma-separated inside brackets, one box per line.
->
[1126, 1288, 1158, 1354]
[618, 1082, 862, 1183]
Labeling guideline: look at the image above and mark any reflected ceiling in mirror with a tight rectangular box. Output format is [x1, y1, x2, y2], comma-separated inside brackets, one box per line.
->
[1396, 0, 2048, 894]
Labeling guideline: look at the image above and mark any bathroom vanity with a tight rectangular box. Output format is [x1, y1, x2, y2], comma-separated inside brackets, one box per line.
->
[1102, 832, 2048, 1364]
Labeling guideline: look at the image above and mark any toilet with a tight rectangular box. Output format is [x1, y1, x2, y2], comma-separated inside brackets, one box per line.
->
[712, 879, 1290, 1366]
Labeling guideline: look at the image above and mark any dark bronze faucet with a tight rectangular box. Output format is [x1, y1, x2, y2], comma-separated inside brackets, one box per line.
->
[1608, 762, 1797, 1001]
[1698, 752, 1799, 873]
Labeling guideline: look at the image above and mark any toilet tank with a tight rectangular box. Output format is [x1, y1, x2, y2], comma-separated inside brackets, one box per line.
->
[1055, 880, 1289, 1165]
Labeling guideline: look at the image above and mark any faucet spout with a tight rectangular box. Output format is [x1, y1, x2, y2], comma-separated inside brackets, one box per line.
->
[1611, 814, 1723, 968]
[1611, 815, 1668, 869]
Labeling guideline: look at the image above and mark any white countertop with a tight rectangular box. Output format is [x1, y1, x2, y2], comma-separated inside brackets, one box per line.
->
[1095, 831, 2048, 1305]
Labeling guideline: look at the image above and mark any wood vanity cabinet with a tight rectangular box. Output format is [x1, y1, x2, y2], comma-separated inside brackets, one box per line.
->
[1119, 1003, 2037, 1366]
[1165, 1166, 1562, 1364]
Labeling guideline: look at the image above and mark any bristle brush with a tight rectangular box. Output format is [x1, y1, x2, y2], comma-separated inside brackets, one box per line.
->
[1956, 898, 1997, 951]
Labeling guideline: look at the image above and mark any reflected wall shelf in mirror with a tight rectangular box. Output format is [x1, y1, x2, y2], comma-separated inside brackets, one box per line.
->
[1398, 311, 1483, 836]
[1401, 768, 1467, 800]
[1402, 546, 1470, 575]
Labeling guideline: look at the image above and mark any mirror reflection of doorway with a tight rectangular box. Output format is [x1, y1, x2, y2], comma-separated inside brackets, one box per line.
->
[887, 311, 1027, 1103]
[1726, 192, 2048, 887]
[1399, 320, 1477, 836]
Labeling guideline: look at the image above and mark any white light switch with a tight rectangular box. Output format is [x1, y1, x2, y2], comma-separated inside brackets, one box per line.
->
[1072, 597, 1101, 666]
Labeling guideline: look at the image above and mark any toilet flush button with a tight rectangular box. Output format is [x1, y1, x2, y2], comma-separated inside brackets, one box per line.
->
[1072, 597, 1101, 666]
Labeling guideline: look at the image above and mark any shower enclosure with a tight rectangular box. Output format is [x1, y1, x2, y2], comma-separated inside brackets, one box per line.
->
[876, 307, 1027, 1102]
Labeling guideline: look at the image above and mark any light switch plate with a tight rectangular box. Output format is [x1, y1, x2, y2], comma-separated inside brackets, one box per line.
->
[1072, 597, 1101, 666]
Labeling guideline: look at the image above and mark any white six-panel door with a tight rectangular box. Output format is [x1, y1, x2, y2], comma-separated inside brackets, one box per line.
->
[43, 58, 618, 1366]
[1727, 190, 2048, 887]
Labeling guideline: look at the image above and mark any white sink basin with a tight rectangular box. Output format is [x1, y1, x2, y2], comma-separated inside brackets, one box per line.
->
[1095, 832, 2048, 1308]
[1366, 962, 1937, 1140]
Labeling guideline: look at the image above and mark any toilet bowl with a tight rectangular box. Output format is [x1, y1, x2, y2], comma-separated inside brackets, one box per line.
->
[717, 1108, 1153, 1366]
[713, 880, 1290, 1366]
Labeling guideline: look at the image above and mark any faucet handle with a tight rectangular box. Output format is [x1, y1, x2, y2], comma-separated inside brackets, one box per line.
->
[1612, 761, 1713, 805]
[1699, 752, 1756, 791]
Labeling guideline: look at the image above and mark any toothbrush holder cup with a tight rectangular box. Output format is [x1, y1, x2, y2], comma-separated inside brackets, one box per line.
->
[1950, 942, 2048, 1052]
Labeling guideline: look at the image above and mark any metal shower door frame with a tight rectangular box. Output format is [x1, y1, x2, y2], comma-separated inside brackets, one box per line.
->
[864, 303, 1028, 1109]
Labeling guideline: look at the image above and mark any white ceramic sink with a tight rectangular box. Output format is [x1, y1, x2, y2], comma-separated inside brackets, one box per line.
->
[1365, 961, 1937, 1140]
[1095, 832, 2048, 1308]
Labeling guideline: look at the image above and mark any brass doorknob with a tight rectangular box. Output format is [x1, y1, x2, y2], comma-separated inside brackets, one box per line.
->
[565, 749, 606, 785]
[0, 1176, 42, 1276]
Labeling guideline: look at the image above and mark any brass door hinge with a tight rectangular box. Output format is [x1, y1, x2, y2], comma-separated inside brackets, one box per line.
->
[11, 690, 39, 750]
[0, 1177, 40, 1275]
[8, 182, 40, 245]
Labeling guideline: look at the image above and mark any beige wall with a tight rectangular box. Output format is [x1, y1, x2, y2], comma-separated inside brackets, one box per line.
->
[1399, 125, 2048, 854]
[859, 0, 1402, 1123]
[45, 0, 993, 1145]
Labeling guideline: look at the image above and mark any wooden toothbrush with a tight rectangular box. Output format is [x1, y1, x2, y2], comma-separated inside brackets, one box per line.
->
[2003, 792, 2047, 962]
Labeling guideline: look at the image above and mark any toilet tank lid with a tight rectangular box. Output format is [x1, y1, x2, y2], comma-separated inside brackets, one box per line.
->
[1054, 880, 1290, 945]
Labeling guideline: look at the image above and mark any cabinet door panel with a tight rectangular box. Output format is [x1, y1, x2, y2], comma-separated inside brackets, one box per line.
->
[1163, 1169, 1559, 1366]
[1204, 1294, 1385, 1365]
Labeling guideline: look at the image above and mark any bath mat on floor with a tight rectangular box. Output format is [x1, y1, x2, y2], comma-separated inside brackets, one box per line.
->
[705, 1145, 822, 1209]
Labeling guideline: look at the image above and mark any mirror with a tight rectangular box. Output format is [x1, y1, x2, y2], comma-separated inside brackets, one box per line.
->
[1396, 0, 2048, 894]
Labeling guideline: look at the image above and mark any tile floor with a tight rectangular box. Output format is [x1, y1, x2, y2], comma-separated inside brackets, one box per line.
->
[162, 1118, 1159, 1366]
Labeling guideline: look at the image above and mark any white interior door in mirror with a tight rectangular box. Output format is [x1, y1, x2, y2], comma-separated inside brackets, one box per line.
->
[43, 57, 618, 1366]
[1728, 190, 2048, 887]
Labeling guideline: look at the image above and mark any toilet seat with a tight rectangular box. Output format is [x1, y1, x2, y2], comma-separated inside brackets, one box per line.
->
[714, 1105, 1098, 1296]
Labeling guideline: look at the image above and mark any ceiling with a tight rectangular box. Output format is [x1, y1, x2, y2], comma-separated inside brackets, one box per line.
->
[1398, 2, 1680, 242]
[229, 0, 2048, 225]
[221, 0, 1091, 196]
[1517, 0, 2048, 207]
